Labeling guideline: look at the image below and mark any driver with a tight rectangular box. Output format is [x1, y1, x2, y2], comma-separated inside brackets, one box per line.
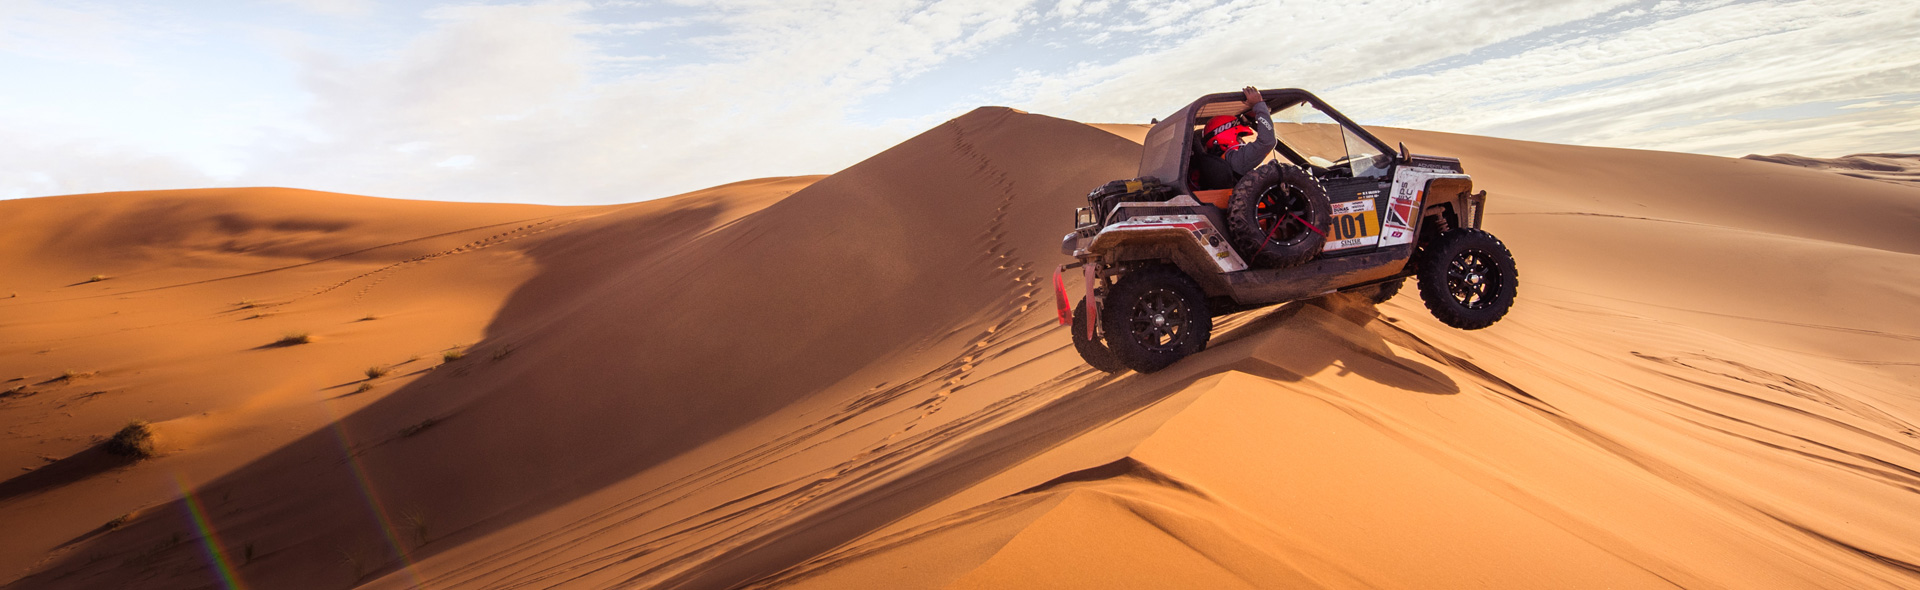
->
[1190, 86, 1275, 192]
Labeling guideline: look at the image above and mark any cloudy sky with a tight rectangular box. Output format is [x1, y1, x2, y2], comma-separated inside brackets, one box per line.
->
[2, 0, 1915, 204]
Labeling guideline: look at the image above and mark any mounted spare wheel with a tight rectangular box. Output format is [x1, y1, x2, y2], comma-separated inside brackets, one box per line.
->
[1415, 228, 1518, 329]
[1226, 162, 1331, 268]
[1071, 299, 1125, 373]
[1100, 266, 1212, 373]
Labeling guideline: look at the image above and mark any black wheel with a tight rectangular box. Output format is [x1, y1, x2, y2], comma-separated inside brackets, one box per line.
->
[1415, 229, 1517, 329]
[1100, 267, 1211, 373]
[1071, 298, 1125, 373]
[1226, 162, 1330, 268]
[1367, 277, 1405, 304]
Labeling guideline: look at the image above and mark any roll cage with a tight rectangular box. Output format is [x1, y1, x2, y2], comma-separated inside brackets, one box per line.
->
[1139, 88, 1403, 188]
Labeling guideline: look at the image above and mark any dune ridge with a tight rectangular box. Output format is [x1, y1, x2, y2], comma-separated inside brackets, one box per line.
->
[1744, 152, 1920, 188]
[2, 108, 1917, 589]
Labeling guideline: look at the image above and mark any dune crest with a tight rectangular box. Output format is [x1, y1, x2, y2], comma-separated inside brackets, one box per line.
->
[1744, 153, 1920, 188]
[3, 109, 1918, 589]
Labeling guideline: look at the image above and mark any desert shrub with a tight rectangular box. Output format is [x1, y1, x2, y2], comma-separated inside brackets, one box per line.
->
[274, 332, 311, 346]
[401, 509, 429, 546]
[104, 421, 155, 458]
[440, 349, 465, 363]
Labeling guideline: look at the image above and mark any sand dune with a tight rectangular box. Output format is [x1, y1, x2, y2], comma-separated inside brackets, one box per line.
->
[3, 108, 1918, 589]
[1745, 153, 1920, 188]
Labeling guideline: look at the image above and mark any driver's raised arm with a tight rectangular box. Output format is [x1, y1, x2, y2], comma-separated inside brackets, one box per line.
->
[1227, 99, 1275, 176]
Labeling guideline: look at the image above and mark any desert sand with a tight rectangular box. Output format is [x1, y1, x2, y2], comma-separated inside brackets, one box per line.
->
[2, 107, 1918, 589]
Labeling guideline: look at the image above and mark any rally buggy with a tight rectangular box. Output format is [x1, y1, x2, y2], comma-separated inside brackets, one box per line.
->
[1056, 88, 1518, 373]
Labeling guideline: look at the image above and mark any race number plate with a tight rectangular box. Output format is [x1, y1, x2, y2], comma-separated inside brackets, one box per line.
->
[1323, 199, 1381, 252]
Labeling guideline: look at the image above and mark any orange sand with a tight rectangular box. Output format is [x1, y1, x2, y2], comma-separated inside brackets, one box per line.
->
[2, 108, 1917, 589]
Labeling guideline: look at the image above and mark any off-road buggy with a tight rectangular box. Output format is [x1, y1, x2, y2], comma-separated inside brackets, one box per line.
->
[1055, 88, 1518, 373]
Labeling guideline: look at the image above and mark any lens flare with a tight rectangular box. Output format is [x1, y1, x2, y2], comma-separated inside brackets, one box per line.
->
[319, 400, 428, 588]
[174, 474, 246, 590]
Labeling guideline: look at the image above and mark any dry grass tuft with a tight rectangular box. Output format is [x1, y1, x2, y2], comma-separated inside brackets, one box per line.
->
[104, 421, 155, 458]
[337, 544, 381, 581]
[85, 274, 108, 283]
[364, 365, 390, 380]
[440, 349, 465, 363]
[354, 383, 374, 394]
[401, 509, 430, 547]
[274, 331, 312, 346]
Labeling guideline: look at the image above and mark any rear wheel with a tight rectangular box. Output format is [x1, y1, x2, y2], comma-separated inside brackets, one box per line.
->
[1366, 277, 1405, 304]
[1226, 162, 1330, 268]
[1071, 298, 1125, 373]
[1415, 229, 1517, 329]
[1101, 267, 1211, 373]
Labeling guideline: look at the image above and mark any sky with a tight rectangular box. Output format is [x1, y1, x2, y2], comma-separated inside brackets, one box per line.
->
[1, 0, 1915, 204]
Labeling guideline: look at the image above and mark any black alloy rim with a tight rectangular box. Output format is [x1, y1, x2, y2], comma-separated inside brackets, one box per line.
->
[1447, 249, 1496, 309]
[1127, 288, 1188, 352]
[1254, 185, 1310, 243]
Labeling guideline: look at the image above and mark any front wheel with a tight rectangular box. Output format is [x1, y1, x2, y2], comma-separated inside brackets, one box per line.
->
[1100, 267, 1212, 373]
[1071, 298, 1125, 373]
[1415, 229, 1517, 329]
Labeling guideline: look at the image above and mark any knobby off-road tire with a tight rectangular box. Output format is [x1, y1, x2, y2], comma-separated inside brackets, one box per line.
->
[1071, 298, 1125, 373]
[1100, 267, 1212, 373]
[1367, 277, 1405, 304]
[1226, 162, 1331, 269]
[1415, 229, 1517, 329]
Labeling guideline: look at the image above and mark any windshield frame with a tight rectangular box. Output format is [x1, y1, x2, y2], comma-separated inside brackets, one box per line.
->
[1264, 96, 1396, 178]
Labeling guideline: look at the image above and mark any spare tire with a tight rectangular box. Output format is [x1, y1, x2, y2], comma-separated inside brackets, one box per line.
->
[1225, 162, 1330, 268]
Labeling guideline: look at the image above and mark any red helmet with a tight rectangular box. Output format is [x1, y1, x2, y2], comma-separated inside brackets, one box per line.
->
[1204, 115, 1253, 152]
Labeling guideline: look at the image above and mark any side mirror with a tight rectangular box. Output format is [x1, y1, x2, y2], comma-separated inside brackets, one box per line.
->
[1398, 142, 1411, 163]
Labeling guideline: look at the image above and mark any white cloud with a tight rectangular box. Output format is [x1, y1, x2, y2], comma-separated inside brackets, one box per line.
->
[237, 0, 1049, 203]
[271, 0, 376, 17]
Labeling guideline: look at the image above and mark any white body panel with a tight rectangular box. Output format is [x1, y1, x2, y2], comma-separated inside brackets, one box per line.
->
[1383, 167, 1470, 247]
[1083, 213, 1249, 273]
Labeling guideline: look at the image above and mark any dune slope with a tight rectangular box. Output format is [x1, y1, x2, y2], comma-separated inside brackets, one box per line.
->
[3, 109, 1918, 589]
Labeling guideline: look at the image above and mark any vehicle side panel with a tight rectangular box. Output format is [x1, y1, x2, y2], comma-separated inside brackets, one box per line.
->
[1221, 245, 1412, 305]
